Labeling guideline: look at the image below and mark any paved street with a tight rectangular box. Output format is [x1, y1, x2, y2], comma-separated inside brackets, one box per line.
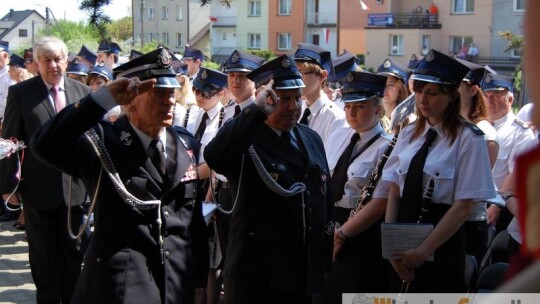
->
[0, 220, 35, 304]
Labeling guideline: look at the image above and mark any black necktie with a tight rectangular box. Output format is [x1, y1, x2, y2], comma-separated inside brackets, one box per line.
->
[330, 133, 360, 203]
[148, 139, 166, 176]
[194, 112, 208, 143]
[399, 128, 438, 222]
[299, 108, 311, 125]
[234, 105, 241, 118]
[281, 131, 304, 160]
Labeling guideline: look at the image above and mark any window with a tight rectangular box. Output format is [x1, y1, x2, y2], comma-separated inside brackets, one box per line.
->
[514, 0, 525, 12]
[222, 32, 227, 40]
[422, 35, 431, 50]
[177, 33, 183, 47]
[449, 36, 473, 56]
[176, 5, 183, 20]
[148, 33, 155, 42]
[389, 35, 403, 55]
[248, 0, 261, 16]
[453, 0, 474, 14]
[278, 0, 292, 15]
[162, 6, 168, 20]
[148, 7, 155, 20]
[278, 33, 291, 50]
[163, 32, 169, 44]
[19, 29, 28, 37]
[248, 33, 261, 49]
[511, 48, 523, 58]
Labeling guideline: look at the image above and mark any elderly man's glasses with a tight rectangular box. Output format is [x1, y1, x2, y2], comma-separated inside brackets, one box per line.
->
[193, 87, 219, 99]
[25, 59, 33, 64]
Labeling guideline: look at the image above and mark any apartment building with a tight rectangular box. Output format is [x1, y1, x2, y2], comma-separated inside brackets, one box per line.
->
[132, 0, 210, 54]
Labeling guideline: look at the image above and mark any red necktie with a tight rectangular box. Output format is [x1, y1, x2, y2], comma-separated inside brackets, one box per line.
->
[51, 85, 65, 113]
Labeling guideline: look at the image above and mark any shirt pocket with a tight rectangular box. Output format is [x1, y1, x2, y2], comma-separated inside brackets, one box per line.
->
[396, 161, 411, 191]
[423, 164, 455, 204]
[348, 163, 372, 188]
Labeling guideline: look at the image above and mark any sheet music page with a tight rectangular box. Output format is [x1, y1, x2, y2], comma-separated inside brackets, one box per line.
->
[381, 223, 434, 261]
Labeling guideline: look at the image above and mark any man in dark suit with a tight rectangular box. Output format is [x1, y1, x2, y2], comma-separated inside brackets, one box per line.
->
[1, 36, 90, 304]
[204, 55, 334, 304]
[31, 47, 209, 304]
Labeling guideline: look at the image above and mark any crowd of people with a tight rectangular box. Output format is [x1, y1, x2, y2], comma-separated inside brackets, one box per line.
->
[0, 13, 539, 303]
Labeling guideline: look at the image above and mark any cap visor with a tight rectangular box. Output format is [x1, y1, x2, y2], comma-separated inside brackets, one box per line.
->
[274, 79, 305, 90]
[411, 74, 452, 86]
[155, 77, 181, 88]
[342, 93, 377, 103]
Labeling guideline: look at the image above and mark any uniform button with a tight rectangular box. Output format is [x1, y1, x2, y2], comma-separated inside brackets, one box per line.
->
[435, 172, 440, 176]
[305, 174, 309, 179]
[96, 257, 101, 263]
[126, 180, 131, 185]
[306, 190, 311, 196]
[165, 251, 170, 258]
[308, 226, 312, 231]
[164, 211, 170, 217]
[309, 208, 313, 213]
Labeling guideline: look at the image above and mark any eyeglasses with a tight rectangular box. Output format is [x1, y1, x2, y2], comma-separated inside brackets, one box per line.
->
[25, 59, 33, 64]
[192, 87, 219, 99]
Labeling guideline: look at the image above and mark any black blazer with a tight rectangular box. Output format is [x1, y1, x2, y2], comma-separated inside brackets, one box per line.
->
[1, 76, 90, 208]
[31, 96, 209, 304]
[204, 104, 334, 295]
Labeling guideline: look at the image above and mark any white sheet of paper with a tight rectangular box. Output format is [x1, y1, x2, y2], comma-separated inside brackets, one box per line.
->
[381, 222, 435, 261]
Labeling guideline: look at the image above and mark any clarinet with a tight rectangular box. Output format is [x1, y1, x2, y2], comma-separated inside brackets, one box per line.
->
[400, 178, 435, 293]
[183, 105, 192, 128]
[349, 132, 399, 218]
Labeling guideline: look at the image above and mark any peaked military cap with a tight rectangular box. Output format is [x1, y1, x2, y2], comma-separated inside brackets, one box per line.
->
[8, 54, 25, 68]
[411, 49, 470, 88]
[193, 67, 228, 93]
[293, 43, 333, 74]
[408, 53, 423, 69]
[78, 45, 97, 66]
[175, 63, 188, 76]
[183, 46, 204, 61]
[0, 41, 9, 53]
[129, 49, 143, 61]
[98, 41, 122, 54]
[247, 55, 305, 90]
[328, 50, 358, 83]
[89, 62, 113, 81]
[456, 58, 486, 86]
[482, 74, 515, 93]
[341, 71, 387, 103]
[377, 58, 412, 84]
[113, 47, 180, 88]
[223, 50, 265, 73]
[67, 58, 90, 76]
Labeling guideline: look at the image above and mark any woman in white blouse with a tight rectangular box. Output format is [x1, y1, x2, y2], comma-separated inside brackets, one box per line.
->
[383, 49, 496, 292]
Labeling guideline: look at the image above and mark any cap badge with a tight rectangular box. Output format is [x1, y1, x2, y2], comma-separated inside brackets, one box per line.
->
[383, 60, 391, 68]
[345, 72, 354, 83]
[425, 51, 435, 62]
[231, 53, 239, 63]
[282, 58, 291, 68]
[201, 69, 208, 80]
[157, 48, 172, 68]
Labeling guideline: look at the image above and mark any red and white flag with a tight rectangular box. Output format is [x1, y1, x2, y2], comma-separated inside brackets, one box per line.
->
[360, 0, 370, 11]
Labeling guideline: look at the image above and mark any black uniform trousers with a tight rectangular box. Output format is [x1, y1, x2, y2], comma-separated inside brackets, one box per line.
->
[25, 202, 84, 304]
[318, 207, 390, 303]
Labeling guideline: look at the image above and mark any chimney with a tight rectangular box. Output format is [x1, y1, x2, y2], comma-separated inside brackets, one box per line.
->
[10, 9, 14, 16]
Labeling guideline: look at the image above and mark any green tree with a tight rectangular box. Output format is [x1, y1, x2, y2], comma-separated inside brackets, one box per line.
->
[107, 16, 133, 41]
[41, 19, 101, 52]
[79, 0, 113, 42]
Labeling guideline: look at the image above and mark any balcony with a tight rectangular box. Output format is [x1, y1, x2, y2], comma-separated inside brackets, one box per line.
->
[306, 12, 337, 27]
[367, 13, 441, 29]
[210, 16, 236, 28]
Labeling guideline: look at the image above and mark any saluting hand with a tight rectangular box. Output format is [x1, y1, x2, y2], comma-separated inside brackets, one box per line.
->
[106, 77, 157, 106]
[254, 79, 279, 116]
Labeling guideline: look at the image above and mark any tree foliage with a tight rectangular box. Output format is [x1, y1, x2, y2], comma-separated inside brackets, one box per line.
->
[199, 0, 233, 8]
[107, 16, 132, 41]
[40, 19, 101, 52]
[79, 0, 113, 42]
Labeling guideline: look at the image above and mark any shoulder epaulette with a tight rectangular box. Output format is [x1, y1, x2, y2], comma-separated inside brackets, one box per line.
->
[464, 121, 485, 136]
[514, 118, 530, 129]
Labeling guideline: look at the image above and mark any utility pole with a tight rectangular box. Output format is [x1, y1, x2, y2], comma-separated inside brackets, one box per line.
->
[141, 0, 145, 48]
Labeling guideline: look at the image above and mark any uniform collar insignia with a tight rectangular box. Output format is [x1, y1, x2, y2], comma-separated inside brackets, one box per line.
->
[120, 131, 132, 146]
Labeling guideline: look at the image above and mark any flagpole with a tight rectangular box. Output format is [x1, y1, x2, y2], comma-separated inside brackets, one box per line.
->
[337, 0, 341, 54]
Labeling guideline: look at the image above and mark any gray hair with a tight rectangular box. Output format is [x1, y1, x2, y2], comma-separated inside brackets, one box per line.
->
[33, 36, 68, 62]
